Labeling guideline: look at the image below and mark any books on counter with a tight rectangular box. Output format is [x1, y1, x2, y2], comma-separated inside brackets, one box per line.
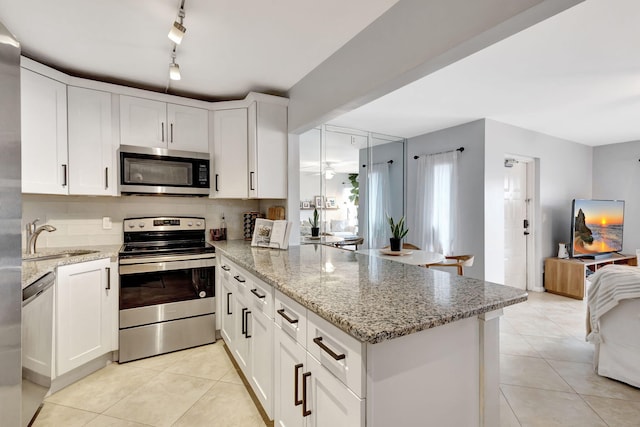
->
[251, 219, 291, 250]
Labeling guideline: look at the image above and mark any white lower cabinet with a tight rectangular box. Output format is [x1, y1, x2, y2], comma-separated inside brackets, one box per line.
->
[219, 256, 274, 419]
[55, 258, 117, 376]
[274, 291, 365, 427]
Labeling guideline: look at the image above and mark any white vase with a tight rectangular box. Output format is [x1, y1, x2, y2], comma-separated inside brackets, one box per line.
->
[558, 243, 569, 259]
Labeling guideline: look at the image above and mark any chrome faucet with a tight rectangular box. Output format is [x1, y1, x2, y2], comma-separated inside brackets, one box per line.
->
[26, 218, 57, 254]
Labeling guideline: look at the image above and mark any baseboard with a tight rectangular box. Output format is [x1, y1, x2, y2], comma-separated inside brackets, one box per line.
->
[49, 352, 116, 395]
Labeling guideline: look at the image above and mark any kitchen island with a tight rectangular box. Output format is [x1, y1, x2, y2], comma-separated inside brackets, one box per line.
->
[213, 240, 527, 427]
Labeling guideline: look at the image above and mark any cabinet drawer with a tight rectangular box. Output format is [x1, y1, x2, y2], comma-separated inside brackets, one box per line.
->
[247, 276, 274, 319]
[307, 310, 366, 398]
[275, 290, 307, 347]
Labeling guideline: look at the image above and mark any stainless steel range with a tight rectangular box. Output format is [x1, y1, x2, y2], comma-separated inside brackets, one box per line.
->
[118, 216, 216, 362]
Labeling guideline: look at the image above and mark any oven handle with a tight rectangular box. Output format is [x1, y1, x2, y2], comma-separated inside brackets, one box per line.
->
[119, 258, 216, 275]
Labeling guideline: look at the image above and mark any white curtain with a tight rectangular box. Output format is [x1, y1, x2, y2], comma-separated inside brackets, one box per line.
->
[368, 163, 391, 248]
[414, 151, 458, 255]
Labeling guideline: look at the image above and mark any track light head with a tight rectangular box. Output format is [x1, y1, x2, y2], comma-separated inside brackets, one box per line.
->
[169, 55, 181, 81]
[168, 21, 186, 44]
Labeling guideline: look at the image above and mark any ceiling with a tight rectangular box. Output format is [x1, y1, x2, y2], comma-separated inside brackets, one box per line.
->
[329, 0, 640, 146]
[0, 0, 399, 100]
[1, 0, 638, 147]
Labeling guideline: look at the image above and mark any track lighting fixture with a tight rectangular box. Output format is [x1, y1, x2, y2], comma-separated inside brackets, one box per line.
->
[168, 1, 186, 44]
[169, 49, 181, 81]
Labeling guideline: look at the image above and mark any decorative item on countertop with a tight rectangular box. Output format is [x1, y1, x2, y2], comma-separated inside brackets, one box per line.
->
[210, 213, 227, 241]
[558, 242, 569, 259]
[387, 214, 408, 251]
[309, 207, 320, 237]
[243, 211, 264, 241]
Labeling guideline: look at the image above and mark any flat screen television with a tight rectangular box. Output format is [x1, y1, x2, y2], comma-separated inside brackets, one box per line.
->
[571, 199, 624, 258]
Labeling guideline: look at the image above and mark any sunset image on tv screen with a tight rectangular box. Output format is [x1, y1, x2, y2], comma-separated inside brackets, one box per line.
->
[573, 200, 624, 255]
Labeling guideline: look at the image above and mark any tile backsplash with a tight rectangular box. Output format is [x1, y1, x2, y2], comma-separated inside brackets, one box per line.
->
[22, 194, 266, 250]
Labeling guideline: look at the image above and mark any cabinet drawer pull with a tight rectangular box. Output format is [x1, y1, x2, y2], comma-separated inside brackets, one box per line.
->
[221, 265, 230, 271]
[244, 310, 251, 338]
[241, 308, 248, 334]
[161, 122, 165, 142]
[313, 337, 346, 361]
[234, 275, 245, 283]
[277, 308, 298, 324]
[105, 167, 109, 189]
[250, 171, 255, 191]
[105, 266, 111, 290]
[251, 288, 265, 299]
[215, 174, 219, 192]
[294, 363, 303, 406]
[302, 371, 312, 417]
[170, 123, 174, 142]
[226, 292, 232, 315]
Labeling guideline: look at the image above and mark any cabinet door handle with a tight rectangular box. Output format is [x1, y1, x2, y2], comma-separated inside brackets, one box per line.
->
[105, 267, 111, 290]
[161, 122, 165, 142]
[302, 371, 312, 417]
[241, 308, 247, 334]
[234, 275, 245, 283]
[277, 308, 298, 324]
[221, 265, 230, 271]
[250, 171, 255, 191]
[251, 288, 265, 299]
[245, 310, 252, 338]
[170, 123, 174, 143]
[62, 164, 68, 187]
[215, 174, 219, 192]
[294, 363, 303, 406]
[226, 292, 232, 315]
[105, 167, 109, 189]
[313, 336, 346, 361]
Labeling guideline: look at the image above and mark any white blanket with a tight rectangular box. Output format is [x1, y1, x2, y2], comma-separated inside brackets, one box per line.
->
[587, 264, 640, 343]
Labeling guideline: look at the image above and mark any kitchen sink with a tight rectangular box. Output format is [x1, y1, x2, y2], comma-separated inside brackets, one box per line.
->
[23, 250, 100, 261]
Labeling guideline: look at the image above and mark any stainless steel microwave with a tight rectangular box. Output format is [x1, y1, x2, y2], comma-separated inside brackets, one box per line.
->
[118, 145, 210, 196]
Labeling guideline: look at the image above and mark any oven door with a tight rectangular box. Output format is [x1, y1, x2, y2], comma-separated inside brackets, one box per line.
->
[119, 257, 215, 328]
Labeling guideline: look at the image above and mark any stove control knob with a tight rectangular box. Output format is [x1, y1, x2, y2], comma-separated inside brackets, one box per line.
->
[196, 221, 202, 227]
[128, 223, 135, 229]
[187, 222, 193, 227]
[138, 223, 145, 228]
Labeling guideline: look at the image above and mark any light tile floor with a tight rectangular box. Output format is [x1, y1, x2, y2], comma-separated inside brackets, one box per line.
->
[34, 291, 640, 426]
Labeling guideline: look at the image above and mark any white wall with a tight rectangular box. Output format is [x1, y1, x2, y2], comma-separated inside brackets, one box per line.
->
[22, 195, 259, 250]
[406, 120, 486, 279]
[592, 140, 640, 254]
[484, 120, 592, 288]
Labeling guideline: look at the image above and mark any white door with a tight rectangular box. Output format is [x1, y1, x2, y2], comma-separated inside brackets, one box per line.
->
[211, 108, 249, 198]
[120, 96, 166, 148]
[220, 274, 236, 346]
[20, 68, 68, 194]
[504, 160, 529, 290]
[250, 308, 274, 419]
[56, 259, 112, 375]
[274, 326, 306, 427]
[68, 87, 114, 196]
[167, 103, 208, 152]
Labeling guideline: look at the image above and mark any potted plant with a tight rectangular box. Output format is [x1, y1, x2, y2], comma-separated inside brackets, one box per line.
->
[387, 215, 408, 251]
[309, 207, 320, 237]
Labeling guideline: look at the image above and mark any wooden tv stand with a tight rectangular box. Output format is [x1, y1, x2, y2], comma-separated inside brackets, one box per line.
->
[544, 254, 637, 300]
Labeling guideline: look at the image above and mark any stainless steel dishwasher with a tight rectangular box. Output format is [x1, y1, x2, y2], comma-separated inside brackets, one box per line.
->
[22, 272, 55, 426]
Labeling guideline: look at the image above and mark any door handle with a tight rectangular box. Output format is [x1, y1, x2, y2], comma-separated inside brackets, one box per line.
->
[105, 167, 109, 189]
[170, 123, 174, 143]
[161, 122, 165, 142]
[245, 310, 251, 338]
[294, 363, 303, 406]
[226, 292, 232, 315]
[241, 308, 247, 335]
[250, 171, 255, 191]
[215, 174, 219, 192]
[62, 164, 68, 187]
[105, 266, 110, 290]
[302, 371, 312, 417]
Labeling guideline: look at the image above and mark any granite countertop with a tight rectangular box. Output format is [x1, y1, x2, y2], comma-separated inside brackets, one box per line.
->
[22, 245, 121, 289]
[213, 240, 528, 344]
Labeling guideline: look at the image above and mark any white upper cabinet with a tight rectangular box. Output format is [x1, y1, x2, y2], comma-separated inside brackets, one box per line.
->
[120, 95, 208, 153]
[21, 68, 68, 194]
[167, 103, 209, 152]
[67, 86, 116, 196]
[248, 101, 287, 199]
[211, 99, 287, 199]
[211, 108, 249, 198]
